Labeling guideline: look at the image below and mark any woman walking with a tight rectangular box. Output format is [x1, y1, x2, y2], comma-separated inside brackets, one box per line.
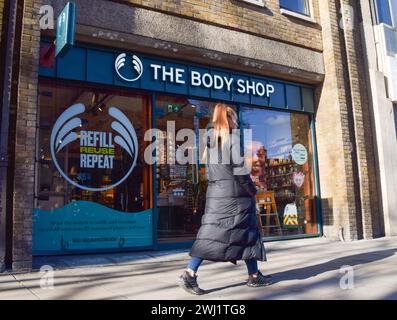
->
[178, 103, 271, 295]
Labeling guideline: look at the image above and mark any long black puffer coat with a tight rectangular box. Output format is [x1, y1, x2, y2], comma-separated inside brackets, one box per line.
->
[189, 123, 266, 262]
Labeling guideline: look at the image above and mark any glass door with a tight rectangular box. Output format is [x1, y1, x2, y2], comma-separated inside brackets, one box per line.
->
[155, 95, 214, 243]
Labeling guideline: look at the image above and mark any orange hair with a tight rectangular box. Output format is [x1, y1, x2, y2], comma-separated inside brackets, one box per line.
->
[212, 103, 237, 147]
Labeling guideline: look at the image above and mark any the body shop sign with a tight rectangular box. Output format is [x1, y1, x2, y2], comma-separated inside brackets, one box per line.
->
[40, 42, 315, 112]
[115, 53, 275, 98]
[148, 63, 275, 97]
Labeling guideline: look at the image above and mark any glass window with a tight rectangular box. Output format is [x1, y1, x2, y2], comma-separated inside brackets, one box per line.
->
[280, 0, 310, 16]
[241, 107, 317, 237]
[376, 0, 393, 26]
[34, 81, 152, 253]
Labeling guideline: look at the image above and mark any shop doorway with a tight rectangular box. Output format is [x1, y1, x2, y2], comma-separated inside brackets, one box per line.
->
[155, 96, 221, 243]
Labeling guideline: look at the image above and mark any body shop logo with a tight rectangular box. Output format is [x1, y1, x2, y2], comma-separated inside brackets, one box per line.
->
[50, 103, 138, 191]
[115, 53, 143, 82]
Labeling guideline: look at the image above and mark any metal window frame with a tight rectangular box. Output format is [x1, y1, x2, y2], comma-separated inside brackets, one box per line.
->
[389, 0, 397, 28]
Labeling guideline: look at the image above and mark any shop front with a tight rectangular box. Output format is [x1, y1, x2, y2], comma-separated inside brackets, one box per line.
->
[34, 41, 321, 255]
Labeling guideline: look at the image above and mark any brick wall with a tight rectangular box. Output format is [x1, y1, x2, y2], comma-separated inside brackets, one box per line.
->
[11, 0, 42, 271]
[118, 0, 323, 52]
[316, 0, 358, 240]
[316, 0, 381, 240]
[340, 0, 380, 238]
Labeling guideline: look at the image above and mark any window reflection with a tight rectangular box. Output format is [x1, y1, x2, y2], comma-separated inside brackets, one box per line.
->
[280, 0, 310, 16]
[241, 107, 317, 236]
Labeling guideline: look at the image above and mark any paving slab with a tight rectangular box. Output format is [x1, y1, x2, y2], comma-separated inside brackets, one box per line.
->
[1, 237, 396, 300]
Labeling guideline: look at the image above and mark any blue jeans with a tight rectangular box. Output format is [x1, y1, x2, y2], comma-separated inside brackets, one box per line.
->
[187, 257, 259, 275]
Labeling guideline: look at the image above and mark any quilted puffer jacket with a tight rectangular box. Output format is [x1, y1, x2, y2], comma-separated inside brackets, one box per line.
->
[189, 123, 266, 262]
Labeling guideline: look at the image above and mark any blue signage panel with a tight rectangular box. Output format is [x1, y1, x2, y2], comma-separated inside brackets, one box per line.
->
[40, 41, 315, 113]
[55, 2, 76, 57]
[33, 201, 153, 254]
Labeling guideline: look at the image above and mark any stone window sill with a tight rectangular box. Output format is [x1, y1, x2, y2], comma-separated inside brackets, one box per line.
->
[238, 0, 265, 7]
[280, 8, 316, 24]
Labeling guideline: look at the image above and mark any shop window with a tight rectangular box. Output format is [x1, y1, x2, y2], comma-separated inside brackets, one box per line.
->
[280, 0, 310, 16]
[241, 107, 317, 237]
[34, 81, 152, 254]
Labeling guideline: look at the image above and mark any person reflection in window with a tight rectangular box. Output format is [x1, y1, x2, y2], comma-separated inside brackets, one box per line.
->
[251, 146, 268, 191]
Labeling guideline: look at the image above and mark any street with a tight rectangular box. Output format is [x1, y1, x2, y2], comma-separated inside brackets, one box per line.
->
[1, 237, 396, 300]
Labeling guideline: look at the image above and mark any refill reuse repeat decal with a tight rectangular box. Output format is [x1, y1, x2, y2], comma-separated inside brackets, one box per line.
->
[50, 103, 138, 191]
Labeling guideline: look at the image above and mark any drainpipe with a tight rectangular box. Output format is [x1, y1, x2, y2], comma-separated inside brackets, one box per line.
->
[0, 0, 17, 272]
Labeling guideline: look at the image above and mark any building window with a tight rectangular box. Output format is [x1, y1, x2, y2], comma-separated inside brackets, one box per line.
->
[375, 0, 397, 28]
[280, 0, 310, 16]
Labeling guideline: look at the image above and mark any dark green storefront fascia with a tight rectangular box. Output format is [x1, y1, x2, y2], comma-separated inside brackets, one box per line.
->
[36, 40, 322, 254]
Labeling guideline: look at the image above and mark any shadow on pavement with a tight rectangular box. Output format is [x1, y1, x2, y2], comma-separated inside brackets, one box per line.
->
[32, 250, 190, 271]
[203, 281, 247, 294]
[269, 249, 396, 284]
[382, 291, 397, 300]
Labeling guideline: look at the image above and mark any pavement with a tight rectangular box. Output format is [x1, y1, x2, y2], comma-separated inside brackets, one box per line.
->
[0, 236, 396, 300]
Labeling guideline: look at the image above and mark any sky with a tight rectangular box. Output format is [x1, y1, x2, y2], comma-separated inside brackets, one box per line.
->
[241, 107, 292, 159]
